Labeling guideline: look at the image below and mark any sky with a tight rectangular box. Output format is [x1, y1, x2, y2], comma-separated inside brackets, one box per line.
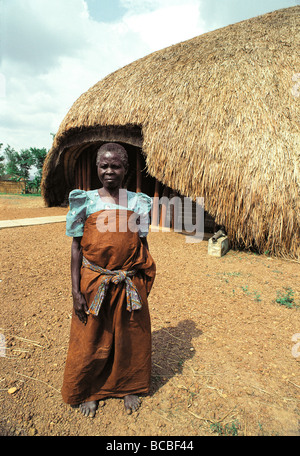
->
[0, 0, 298, 152]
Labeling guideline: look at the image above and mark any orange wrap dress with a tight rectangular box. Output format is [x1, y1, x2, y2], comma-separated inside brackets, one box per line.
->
[61, 190, 156, 405]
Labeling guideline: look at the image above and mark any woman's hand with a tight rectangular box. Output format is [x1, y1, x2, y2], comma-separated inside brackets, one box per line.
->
[72, 290, 89, 324]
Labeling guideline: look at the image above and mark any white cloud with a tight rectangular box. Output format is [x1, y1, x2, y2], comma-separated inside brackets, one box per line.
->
[123, 1, 205, 51]
[2, 0, 90, 73]
[1, 0, 292, 151]
[120, 0, 189, 14]
[0, 0, 151, 150]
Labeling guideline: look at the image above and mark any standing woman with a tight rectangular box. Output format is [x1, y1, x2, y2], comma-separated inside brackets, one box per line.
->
[61, 143, 156, 417]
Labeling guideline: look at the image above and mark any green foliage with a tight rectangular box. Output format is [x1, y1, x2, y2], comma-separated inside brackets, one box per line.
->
[30, 147, 47, 177]
[0, 143, 5, 177]
[17, 149, 35, 181]
[0, 157, 5, 177]
[275, 287, 297, 308]
[0, 143, 48, 193]
[26, 176, 42, 193]
[3, 144, 19, 177]
[253, 291, 261, 302]
[241, 285, 261, 302]
[241, 285, 250, 294]
[210, 420, 240, 436]
[28, 147, 48, 192]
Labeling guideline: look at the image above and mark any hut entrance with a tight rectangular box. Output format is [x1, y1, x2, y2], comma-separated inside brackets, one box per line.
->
[73, 143, 156, 194]
[73, 143, 177, 229]
[73, 143, 215, 233]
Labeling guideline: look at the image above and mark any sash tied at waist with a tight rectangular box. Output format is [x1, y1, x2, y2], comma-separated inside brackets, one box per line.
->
[82, 256, 142, 316]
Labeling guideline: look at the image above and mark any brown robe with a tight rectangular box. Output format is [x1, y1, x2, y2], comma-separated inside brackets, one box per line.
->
[61, 209, 156, 405]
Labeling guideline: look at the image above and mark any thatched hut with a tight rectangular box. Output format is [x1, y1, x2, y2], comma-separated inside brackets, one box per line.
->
[41, 6, 300, 260]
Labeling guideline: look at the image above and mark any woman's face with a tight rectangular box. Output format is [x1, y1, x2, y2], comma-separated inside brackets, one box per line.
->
[97, 151, 127, 190]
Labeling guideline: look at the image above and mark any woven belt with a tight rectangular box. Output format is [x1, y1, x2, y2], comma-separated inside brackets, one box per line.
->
[82, 256, 142, 316]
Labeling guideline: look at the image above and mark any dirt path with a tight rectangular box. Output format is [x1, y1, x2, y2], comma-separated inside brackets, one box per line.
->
[0, 195, 299, 436]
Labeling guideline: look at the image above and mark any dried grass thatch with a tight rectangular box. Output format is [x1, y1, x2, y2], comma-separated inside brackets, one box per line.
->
[42, 7, 300, 260]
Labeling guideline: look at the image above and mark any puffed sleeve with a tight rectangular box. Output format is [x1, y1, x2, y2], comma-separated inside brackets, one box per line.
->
[134, 192, 152, 238]
[65, 189, 87, 237]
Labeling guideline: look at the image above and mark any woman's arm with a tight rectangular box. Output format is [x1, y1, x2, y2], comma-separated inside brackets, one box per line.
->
[71, 237, 89, 324]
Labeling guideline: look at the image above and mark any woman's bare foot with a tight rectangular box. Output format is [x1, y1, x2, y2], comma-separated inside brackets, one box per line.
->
[79, 400, 98, 417]
[124, 395, 141, 414]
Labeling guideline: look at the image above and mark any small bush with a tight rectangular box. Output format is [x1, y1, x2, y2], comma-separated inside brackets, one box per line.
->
[210, 420, 240, 436]
[275, 287, 297, 308]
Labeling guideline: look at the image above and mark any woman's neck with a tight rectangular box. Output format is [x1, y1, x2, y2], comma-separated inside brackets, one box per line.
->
[98, 187, 127, 204]
[99, 186, 120, 197]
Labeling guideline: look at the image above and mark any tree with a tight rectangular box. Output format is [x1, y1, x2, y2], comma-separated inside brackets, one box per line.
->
[17, 149, 35, 181]
[0, 143, 5, 177]
[1, 143, 48, 193]
[26, 175, 41, 193]
[4, 145, 19, 177]
[30, 147, 47, 179]
[28, 147, 48, 192]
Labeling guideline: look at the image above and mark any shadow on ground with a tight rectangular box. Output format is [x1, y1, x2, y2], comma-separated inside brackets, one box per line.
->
[150, 319, 202, 394]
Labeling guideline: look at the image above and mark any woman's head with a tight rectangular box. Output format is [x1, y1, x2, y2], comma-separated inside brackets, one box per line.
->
[96, 143, 128, 170]
[96, 143, 128, 190]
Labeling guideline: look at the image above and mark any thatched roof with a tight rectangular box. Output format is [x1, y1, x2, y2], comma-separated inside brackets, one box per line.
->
[42, 6, 300, 260]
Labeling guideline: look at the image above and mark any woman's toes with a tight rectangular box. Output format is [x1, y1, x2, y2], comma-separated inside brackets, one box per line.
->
[79, 400, 98, 417]
[124, 395, 141, 414]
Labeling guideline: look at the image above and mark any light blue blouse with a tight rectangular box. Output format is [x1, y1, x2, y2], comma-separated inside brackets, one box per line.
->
[66, 189, 152, 238]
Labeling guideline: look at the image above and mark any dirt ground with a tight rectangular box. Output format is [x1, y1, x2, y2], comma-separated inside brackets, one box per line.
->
[0, 194, 299, 437]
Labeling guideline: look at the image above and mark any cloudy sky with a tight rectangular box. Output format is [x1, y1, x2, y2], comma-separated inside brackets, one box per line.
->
[0, 0, 297, 151]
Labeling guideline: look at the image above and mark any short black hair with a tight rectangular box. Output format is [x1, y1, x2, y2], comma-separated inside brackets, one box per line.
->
[96, 143, 128, 170]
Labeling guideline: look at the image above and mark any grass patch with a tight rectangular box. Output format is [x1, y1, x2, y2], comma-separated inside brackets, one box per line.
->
[241, 286, 262, 302]
[0, 192, 41, 197]
[275, 287, 298, 309]
[210, 420, 240, 436]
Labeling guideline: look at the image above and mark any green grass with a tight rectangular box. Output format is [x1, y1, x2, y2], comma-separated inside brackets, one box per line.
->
[253, 291, 261, 302]
[275, 287, 298, 309]
[241, 286, 261, 302]
[241, 285, 250, 295]
[0, 192, 41, 197]
[210, 420, 240, 436]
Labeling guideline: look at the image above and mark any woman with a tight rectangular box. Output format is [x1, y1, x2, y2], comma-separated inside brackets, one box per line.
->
[61, 143, 156, 417]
